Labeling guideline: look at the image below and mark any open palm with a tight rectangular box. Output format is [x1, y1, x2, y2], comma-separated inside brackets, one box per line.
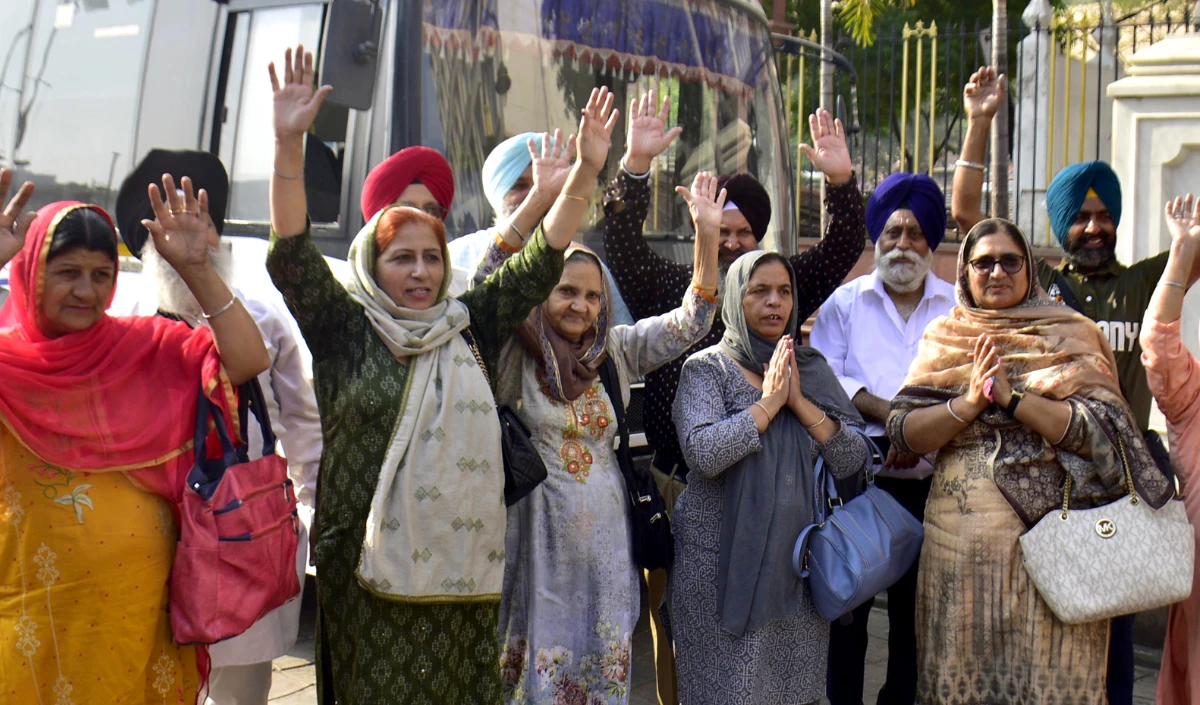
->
[1166, 194, 1200, 246]
[577, 86, 620, 172]
[626, 90, 682, 165]
[530, 129, 577, 198]
[0, 169, 35, 266]
[676, 171, 726, 235]
[800, 109, 852, 185]
[144, 175, 214, 274]
[269, 45, 333, 140]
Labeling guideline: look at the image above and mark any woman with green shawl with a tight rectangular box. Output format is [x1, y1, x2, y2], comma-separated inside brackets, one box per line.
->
[263, 46, 619, 703]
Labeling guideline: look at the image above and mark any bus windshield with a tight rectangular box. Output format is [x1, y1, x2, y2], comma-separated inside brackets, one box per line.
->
[406, 0, 794, 257]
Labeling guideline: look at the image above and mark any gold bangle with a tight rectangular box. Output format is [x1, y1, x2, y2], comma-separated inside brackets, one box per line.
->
[560, 192, 588, 202]
[752, 401, 772, 419]
[691, 279, 716, 293]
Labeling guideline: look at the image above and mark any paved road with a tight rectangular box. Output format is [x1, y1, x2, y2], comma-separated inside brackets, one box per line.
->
[264, 579, 1161, 704]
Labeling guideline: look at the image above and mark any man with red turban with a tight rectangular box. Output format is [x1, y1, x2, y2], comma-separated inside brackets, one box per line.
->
[360, 146, 456, 222]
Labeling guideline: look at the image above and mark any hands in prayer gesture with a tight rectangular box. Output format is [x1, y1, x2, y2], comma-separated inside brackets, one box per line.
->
[676, 171, 727, 238]
[965, 334, 1010, 415]
[1165, 193, 1200, 247]
[963, 66, 1007, 121]
[0, 169, 35, 267]
[625, 89, 683, 174]
[143, 174, 216, 279]
[761, 335, 795, 414]
[527, 128, 577, 202]
[269, 45, 333, 141]
[799, 108, 852, 187]
[577, 87, 620, 173]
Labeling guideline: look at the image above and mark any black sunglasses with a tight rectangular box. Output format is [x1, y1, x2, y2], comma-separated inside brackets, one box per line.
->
[396, 202, 447, 221]
[969, 254, 1026, 275]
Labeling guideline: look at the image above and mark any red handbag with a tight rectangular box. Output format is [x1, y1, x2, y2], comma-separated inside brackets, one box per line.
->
[168, 380, 301, 645]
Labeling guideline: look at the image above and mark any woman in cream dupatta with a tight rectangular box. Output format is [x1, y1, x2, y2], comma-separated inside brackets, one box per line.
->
[887, 218, 1170, 705]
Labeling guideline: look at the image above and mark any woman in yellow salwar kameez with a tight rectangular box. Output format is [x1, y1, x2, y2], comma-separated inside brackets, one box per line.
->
[0, 171, 269, 704]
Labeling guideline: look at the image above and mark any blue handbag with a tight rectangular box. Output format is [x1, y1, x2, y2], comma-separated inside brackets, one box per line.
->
[791, 434, 925, 621]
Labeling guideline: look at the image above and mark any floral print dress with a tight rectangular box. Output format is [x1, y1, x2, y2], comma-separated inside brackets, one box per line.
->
[498, 286, 716, 705]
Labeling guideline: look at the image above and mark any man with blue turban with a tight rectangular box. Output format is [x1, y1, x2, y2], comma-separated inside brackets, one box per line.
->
[951, 67, 1200, 705]
[811, 171, 955, 705]
[446, 131, 632, 324]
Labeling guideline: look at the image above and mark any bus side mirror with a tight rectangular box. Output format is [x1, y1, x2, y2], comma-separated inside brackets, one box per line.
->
[320, 0, 384, 111]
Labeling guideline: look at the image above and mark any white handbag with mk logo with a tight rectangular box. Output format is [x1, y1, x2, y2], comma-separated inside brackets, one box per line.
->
[1019, 438, 1195, 624]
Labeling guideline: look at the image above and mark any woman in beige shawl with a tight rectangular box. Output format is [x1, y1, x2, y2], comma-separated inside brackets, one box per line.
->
[887, 218, 1171, 705]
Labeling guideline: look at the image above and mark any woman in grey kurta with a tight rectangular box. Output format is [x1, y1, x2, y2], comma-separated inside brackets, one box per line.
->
[484, 175, 723, 705]
[672, 252, 870, 705]
[265, 47, 621, 704]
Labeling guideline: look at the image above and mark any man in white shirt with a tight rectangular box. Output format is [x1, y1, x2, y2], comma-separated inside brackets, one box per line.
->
[809, 172, 955, 705]
[116, 150, 322, 705]
[447, 131, 633, 325]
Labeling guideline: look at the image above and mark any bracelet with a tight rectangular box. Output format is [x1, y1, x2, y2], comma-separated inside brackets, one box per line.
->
[202, 294, 238, 320]
[955, 159, 986, 172]
[752, 401, 772, 420]
[691, 278, 717, 293]
[507, 221, 527, 243]
[1164, 280, 1188, 291]
[805, 411, 828, 430]
[946, 398, 968, 424]
[273, 166, 303, 180]
[560, 192, 588, 203]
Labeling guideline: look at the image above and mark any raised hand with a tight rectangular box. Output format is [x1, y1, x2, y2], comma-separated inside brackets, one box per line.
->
[675, 171, 727, 237]
[964, 66, 1007, 121]
[1165, 194, 1200, 246]
[143, 174, 216, 277]
[577, 86, 620, 173]
[0, 169, 35, 266]
[269, 45, 333, 140]
[625, 89, 683, 174]
[528, 129, 577, 202]
[799, 108, 852, 186]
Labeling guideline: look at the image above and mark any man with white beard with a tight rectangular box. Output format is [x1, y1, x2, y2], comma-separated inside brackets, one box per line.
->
[446, 131, 633, 324]
[115, 149, 321, 705]
[809, 172, 955, 705]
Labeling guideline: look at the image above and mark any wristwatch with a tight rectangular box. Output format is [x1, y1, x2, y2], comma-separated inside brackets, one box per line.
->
[1006, 389, 1026, 416]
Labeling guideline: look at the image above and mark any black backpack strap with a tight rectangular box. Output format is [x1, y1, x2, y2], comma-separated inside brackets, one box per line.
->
[1052, 270, 1085, 314]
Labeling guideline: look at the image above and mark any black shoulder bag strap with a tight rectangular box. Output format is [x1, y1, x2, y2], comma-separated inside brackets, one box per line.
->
[1053, 270, 1085, 314]
[598, 358, 635, 487]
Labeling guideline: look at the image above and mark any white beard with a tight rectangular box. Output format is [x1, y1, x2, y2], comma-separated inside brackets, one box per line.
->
[145, 239, 235, 322]
[875, 240, 933, 294]
[493, 199, 519, 225]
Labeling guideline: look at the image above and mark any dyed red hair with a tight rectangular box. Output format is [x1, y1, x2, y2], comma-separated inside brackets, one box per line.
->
[375, 206, 447, 256]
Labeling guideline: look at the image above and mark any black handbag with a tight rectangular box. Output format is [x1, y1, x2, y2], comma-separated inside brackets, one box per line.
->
[598, 358, 674, 572]
[460, 329, 548, 507]
[499, 404, 549, 506]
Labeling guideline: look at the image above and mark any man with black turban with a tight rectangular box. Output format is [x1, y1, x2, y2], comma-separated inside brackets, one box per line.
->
[951, 66, 1200, 705]
[811, 171, 955, 705]
[602, 95, 865, 705]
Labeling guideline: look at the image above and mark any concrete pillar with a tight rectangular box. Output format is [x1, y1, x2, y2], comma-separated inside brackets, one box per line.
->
[1014, 0, 1054, 244]
[1107, 33, 1200, 428]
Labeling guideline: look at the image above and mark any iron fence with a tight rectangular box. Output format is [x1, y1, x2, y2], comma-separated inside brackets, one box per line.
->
[777, 0, 1196, 244]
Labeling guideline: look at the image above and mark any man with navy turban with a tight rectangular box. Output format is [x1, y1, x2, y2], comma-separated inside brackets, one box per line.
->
[951, 67, 1200, 705]
[445, 131, 632, 324]
[811, 171, 954, 705]
[602, 94, 866, 705]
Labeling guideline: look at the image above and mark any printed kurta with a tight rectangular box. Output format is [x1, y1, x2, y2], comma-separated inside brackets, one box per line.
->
[670, 347, 869, 705]
[0, 426, 201, 704]
[267, 228, 563, 704]
[498, 288, 715, 705]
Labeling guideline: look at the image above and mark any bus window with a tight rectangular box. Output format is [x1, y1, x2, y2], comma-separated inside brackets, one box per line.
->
[216, 4, 349, 226]
[408, 0, 791, 258]
[0, 0, 156, 213]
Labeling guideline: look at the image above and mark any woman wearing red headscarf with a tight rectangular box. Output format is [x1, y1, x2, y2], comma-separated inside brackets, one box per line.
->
[0, 170, 269, 704]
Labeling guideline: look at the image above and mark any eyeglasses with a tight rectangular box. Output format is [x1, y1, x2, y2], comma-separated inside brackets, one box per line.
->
[396, 202, 447, 221]
[969, 254, 1026, 275]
